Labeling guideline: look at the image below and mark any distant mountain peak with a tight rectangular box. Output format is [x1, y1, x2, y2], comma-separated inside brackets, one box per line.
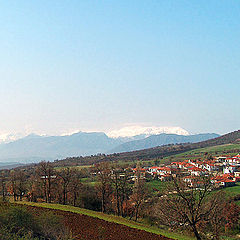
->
[23, 133, 43, 139]
[0, 133, 25, 144]
[107, 126, 189, 138]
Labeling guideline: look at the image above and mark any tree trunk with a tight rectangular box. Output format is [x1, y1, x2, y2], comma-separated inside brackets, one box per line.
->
[102, 189, 106, 213]
[135, 204, 140, 221]
[192, 224, 201, 240]
[63, 186, 66, 205]
[73, 192, 77, 206]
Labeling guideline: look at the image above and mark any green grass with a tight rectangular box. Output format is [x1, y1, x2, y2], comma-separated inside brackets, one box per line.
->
[54, 165, 93, 171]
[219, 183, 240, 206]
[15, 201, 194, 240]
[162, 143, 240, 163]
[146, 180, 168, 193]
[222, 183, 240, 197]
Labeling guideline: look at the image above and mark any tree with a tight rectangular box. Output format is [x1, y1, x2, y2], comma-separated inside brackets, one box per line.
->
[27, 175, 41, 202]
[9, 170, 27, 201]
[208, 191, 228, 239]
[111, 166, 121, 216]
[68, 169, 82, 206]
[130, 163, 148, 221]
[10, 171, 17, 201]
[0, 170, 8, 201]
[94, 162, 112, 213]
[224, 201, 240, 233]
[111, 165, 132, 217]
[156, 175, 216, 240]
[118, 168, 132, 217]
[36, 161, 55, 203]
[16, 170, 27, 201]
[57, 167, 72, 205]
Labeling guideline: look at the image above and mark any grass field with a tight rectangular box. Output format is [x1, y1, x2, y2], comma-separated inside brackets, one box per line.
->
[15, 201, 194, 240]
[162, 143, 240, 163]
[220, 183, 240, 205]
[54, 165, 93, 171]
[146, 180, 168, 193]
[221, 182, 240, 197]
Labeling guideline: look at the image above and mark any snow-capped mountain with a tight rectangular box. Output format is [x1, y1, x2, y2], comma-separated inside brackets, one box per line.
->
[0, 133, 25, 144]
[0, 129, 219, 164]
[107, 126, 189, 138]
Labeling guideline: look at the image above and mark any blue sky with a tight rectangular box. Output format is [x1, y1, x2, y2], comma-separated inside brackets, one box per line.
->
[0, 0, 239, 136]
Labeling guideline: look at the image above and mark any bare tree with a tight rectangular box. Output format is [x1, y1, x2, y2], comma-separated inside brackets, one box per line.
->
[111, 166, 121, 216]
[57, 167, 73, 205]
[0, 170, 8, 201]
[130, 164, 148, 221]
[10, 170, 18, 201]
[37, 161, 55, 203]
[16, 170, 27, 201]
[9, 170, 27, 201]
[94, 162, 112, 213]
[208, 191, 228, 240]
[156, 175, 216, 240]
[27, 174, 41, 202]
[118, 168, 132, 217]
[68, 169, 82, 206]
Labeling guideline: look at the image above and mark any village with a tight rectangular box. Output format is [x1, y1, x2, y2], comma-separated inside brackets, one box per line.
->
[131, 154, 240, 189]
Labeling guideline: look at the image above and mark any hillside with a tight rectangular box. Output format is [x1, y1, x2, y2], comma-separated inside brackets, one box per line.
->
[17, 202, 189, 240]
[162, 143, 240, 164]
[110, 133, 219, 153]
[0, 162, 24, 170]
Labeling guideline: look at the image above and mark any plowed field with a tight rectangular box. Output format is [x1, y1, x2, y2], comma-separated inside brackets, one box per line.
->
[27, 206, 173, 240]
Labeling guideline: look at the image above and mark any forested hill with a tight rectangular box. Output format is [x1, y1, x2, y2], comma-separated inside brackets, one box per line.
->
[50, 130, 240, 168]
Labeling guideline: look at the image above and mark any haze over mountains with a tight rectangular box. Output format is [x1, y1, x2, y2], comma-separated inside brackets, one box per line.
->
[107, 126, 189, 138]
[0, 126, 220, 164]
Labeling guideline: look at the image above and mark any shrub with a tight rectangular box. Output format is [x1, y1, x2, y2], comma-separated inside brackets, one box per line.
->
[36, 211, 71, 239]
[0, 204, 73, 240]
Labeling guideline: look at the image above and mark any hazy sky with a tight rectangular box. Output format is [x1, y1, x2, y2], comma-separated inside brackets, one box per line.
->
[0, 0, 239, 137]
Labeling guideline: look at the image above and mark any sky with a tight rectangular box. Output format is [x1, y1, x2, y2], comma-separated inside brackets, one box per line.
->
[0, 0, 239, 138]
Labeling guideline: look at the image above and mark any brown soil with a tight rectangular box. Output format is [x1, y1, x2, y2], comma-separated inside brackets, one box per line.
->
[26, 206, 173, 240]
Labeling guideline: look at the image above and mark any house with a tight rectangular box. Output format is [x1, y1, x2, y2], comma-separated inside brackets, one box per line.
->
[158, 174, 172, 182]
[211, 174, 236, 188]
[188, 167, 206, 176]
[131, 167, 146, 181]
[203, 162, 217, 172]
[216, 179, 236, 187]
[234, 171, 240, 177]
[223, 165, 236, 174]
[40, 175, 57, 179]
[216, 156, 227, 162]
[147, 166, 171, 176]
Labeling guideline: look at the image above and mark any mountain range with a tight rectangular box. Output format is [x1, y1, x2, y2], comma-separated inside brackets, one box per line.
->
[110, 133, 220, 153]
[0, 128, 219, 164]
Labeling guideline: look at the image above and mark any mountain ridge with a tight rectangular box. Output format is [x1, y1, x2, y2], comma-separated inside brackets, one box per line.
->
[0, 131, 219, 164]
[110, 133, 220, 153]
